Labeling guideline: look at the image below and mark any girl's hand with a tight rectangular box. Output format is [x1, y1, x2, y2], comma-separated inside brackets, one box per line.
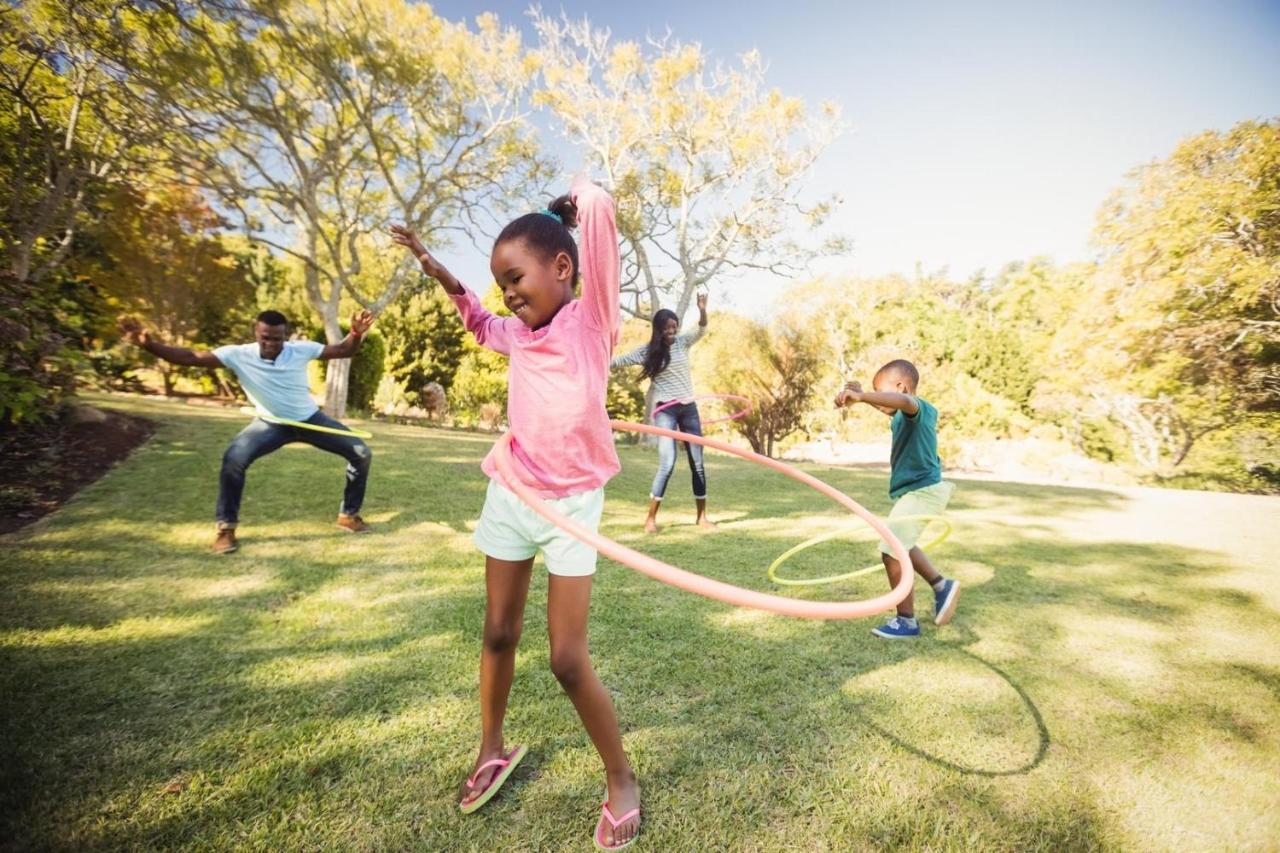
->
[391, 225, 447, 279]
[350, 309, 375, 337]
[390, 224, 427, 257]
[696, 291, 708, 311]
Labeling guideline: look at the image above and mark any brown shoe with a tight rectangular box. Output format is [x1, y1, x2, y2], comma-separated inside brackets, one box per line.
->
[336, 514, 371, 534]
[212, 528, 239, 554]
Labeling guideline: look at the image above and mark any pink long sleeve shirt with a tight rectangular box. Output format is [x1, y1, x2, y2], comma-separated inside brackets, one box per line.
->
[449, 178, 621, 499]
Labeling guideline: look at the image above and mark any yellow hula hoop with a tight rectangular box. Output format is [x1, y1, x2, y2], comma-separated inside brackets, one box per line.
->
[238, 406, 373, 440]
[767, 514, 953, 587]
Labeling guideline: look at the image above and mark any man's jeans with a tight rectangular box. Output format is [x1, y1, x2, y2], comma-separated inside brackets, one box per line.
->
[216, 411, 372, 526]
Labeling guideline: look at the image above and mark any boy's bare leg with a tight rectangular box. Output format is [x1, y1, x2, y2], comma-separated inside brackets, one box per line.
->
[881, 546, 944, 618]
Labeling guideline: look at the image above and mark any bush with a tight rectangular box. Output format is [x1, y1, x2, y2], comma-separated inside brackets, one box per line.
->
[309, 325, 385, 412]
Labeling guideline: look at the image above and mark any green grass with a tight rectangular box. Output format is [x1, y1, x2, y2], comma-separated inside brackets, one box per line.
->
[3, 394, 1279, 851]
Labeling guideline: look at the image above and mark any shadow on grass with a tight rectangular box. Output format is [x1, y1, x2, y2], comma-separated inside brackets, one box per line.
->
[849, 643, 1051, 777]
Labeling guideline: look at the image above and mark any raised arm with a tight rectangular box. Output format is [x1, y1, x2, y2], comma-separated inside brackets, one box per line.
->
[571, 176, 620, 337]
[677, 292, 710, 346]
[390, 224, 513, 355]
[319, 310, 374, 360]
[118, 316, 222, 368]
[610, 343, 648, 370]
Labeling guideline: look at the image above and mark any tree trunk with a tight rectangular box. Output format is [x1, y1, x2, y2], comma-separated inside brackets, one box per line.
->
[161, 366, 175, 397]
[324, 358, 351, 418]
[321, 307, 348, 418]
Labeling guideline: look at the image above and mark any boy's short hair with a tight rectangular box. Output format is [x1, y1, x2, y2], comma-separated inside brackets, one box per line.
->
[874, 359, 919, 390]
[256, 310, 289, 328]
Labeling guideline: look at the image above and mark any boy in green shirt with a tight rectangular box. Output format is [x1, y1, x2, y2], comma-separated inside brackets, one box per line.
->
[835, 359, 959, 638]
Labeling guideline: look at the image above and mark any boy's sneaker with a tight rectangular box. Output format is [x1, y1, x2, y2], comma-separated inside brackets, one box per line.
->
[872, 616, 920, 639]
[336, 513, 371, 533]
[933, 579, 961, 626]
[212, 528, 239, 555]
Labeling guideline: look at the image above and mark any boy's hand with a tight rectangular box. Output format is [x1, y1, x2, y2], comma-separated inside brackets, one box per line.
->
[117, 315, 149, 347]
[350, 309, 374, 337]
[834, 381, 863, 408]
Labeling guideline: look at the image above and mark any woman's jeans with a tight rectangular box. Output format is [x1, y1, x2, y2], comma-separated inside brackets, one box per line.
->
[216, 411, 372, 526]
[651, 401, 707, 500]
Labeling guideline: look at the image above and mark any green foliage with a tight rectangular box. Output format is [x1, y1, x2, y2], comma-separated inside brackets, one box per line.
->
[308, 325, 385, 412]
[447, 287, 510, 429]
[347, 331, 386, 413]
[378, 286, 466, 402]
[0, 271, 108, 426]
[699, 313, 825, 456]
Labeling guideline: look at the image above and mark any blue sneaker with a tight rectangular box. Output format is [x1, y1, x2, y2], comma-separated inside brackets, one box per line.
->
[934, 578, 960, 625]
[871, 616, 920, 639]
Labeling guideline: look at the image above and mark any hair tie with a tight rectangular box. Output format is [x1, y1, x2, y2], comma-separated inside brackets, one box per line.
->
[539, 208, 563, 224]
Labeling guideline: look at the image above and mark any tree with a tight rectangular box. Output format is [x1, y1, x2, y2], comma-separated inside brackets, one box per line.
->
[0, 1, 157, 285]
[80, 183, 256, 395]
[532, 11, 845, 324]
[140, 0, 549, 416]
[703, 315, 824, 457]
[378, 286, 466, 403]
[1091, 118, 1280, 469]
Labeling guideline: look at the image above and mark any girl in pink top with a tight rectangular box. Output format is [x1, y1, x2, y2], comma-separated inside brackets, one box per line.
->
[391, 177, 640, 850]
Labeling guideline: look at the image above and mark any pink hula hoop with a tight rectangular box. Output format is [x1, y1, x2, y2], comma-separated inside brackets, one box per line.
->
[490, 421, 913, 620]
[651, 394, 753, 425]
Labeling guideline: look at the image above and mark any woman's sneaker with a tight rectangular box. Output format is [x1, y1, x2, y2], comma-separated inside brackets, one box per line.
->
[933, 579, 960, 625]
[872, 616, 920, 639]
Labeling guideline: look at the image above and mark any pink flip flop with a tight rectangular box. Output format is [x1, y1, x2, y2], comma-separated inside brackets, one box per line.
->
[593, 798, 641, 850]
[458, 745, 527, 814]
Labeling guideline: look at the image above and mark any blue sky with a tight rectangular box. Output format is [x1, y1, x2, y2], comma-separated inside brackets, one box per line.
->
[426, 0, 1280, 316]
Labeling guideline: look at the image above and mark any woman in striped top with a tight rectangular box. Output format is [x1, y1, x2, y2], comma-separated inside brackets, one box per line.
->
[611, 292, 714, 533]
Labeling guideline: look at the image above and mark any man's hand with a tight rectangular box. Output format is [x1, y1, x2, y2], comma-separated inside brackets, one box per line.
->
[834, 381, 863, 408]
[350, 309, 374, 337]
[696, 291, 708, 312]
[117, 315, 149, 347]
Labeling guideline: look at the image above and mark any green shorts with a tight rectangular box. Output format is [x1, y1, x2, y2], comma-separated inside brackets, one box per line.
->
[473, 479, 605, 577]
[878, 480, 956, 556]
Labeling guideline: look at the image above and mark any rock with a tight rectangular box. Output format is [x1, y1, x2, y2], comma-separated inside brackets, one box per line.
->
[65, 404, 108, 425]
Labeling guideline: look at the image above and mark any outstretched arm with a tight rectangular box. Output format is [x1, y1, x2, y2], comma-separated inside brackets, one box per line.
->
[390, 224, 512, 354]
[319, 310, 374, 360]
[834, 381, 919, 416]
[390, 224, 465, 296]
[118, 316, 222, 368]
[610, 343, 648, 370]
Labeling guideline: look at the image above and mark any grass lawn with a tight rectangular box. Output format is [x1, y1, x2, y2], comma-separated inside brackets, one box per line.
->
[3, 394, 1279, 851]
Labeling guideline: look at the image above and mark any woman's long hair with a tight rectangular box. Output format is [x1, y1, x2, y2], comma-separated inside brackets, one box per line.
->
[641, 308, 679, 380]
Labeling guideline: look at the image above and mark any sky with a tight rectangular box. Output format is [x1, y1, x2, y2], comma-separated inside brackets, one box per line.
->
[425, 0, 1280, 317]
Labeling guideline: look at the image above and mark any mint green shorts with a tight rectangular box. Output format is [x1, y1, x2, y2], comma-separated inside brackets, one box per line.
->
[473, 479, 605, 577]
[878, 480, 956, 556]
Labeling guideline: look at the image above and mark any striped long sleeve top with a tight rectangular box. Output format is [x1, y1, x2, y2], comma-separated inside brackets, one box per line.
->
[610, 322, 706, 403]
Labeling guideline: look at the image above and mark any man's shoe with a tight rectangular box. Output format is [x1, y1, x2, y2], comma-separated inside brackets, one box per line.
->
[336, 514, 371, 533]
[212, 528, 239, 554]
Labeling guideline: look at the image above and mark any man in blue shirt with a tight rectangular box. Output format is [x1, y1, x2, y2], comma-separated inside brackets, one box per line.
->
[120, 309, 375, 554]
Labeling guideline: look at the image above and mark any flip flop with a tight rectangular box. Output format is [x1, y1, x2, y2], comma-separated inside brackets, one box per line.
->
[593, 797, 641, 850]
[458, 745, 527, 814]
